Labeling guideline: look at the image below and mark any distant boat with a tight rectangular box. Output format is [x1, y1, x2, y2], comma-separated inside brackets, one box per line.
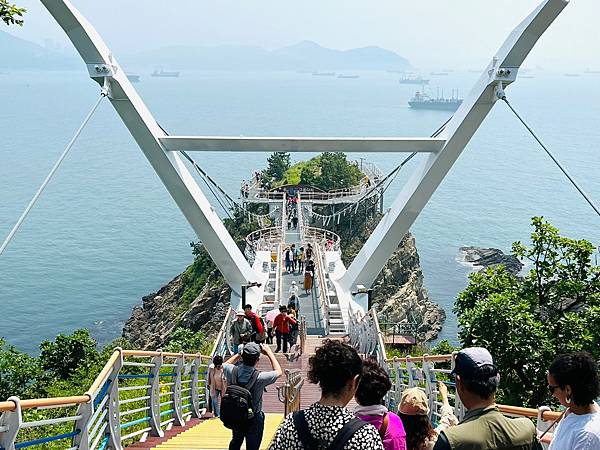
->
[430, 71, 449, 76]
[151, 69, 180, 78]
[337, 74, 359, 79]
[312, 72, 335, 77]
[468, 69, 481, 73]
[564, 73, 581, 77]
[408, 90, 462, 111]
[584, 68, 600, 74]
[126, 73, 141, 83]
[520, 75, 535, 79]
[399, 75, 429, 85]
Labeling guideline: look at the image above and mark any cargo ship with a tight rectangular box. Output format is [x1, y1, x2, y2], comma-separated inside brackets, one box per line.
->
[408, 90, 462, 111]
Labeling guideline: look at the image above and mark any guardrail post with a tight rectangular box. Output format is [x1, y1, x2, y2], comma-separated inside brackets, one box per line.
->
[0, 397, 22, 450]
[173, 354, 185, 427]
[406, 357, 417, 388]
[422, 357, 436, 422]
[450, 352, 465, 421]
[107, 349, 124, 450]
[147, 352, 164, 438]
[73, 400, 93, 450]
[191, 355, 202, 418]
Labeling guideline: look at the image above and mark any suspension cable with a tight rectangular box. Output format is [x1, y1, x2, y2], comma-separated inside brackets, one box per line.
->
[501, 95, 600, 219]
[0, 90, 108, 257]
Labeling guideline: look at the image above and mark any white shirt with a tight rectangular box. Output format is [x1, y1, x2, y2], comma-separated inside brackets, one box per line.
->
[289, 285, 299, 297]
[549, 408, 600, 450]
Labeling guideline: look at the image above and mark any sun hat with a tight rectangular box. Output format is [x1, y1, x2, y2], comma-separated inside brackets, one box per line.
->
[236, 310, 245, 316]
[398, 387, 429, 416]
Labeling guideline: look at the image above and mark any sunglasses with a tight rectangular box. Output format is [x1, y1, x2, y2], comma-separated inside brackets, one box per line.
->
[547, 384, 560, 394]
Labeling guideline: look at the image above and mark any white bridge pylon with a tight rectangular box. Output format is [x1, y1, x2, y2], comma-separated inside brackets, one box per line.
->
[41, 0, 568, 312]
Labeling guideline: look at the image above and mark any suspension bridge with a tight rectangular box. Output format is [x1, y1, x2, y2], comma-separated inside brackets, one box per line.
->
[0, 0, 585, 449]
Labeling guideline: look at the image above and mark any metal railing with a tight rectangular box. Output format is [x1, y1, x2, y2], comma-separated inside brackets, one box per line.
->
[298, 317, 307, 355]
[379, 320, 418, 344]
[302, 226, 341, 253]
[210, 307, 237, 357]
[276, 370, 304, 417]
[312, 243, 331, 335]
[0, 349, 211, 450]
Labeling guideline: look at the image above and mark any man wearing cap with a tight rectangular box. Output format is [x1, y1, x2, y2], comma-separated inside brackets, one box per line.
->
[223, 342, 283, 450]
[244, 304, 265, 343]
[433, 347, 538, 450]
[230, 310, 252, 354]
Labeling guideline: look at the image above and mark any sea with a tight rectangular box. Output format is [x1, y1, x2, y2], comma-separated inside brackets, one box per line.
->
[1, 69, 599, 353]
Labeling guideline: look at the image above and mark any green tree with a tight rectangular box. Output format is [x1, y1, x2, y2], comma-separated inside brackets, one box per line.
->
[266, 152, 291, 181]
[164, 328, 213, 354]
[299, 165, 318, 186]
[39, 329, 100, 380]
[1, 0, 25, 26]
[318, 152, 362, 191]
[455, 217, 600, 407]
[0, 338, 42, 399]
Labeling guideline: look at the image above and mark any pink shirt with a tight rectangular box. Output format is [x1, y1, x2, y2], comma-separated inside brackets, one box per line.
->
[356, 410, 407, 450]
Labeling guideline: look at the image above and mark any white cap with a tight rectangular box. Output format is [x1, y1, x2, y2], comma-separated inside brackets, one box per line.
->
[292, 281, 296, 285]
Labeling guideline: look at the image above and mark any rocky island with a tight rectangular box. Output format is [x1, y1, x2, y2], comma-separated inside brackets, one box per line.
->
[460, 246, 523, 275]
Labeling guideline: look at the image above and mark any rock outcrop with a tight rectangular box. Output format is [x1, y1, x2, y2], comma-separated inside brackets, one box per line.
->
[460, 246, 523, 275]
[122, 272, 228, 349]
[372, 234, 445, 342]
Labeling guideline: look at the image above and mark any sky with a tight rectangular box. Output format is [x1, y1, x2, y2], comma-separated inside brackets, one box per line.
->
[5, 0, 599, 69]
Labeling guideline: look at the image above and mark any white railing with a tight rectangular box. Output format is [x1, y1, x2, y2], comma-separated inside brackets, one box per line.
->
[0, 349, 211, 450]
[211, 307, 237, 357]
[302, 226, 341, 253]
[312, 243, 331, 335]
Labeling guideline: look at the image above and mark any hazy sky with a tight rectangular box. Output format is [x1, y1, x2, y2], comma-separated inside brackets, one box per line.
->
[5, 0, 599, 69]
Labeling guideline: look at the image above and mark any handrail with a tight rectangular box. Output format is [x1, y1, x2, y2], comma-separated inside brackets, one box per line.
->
[312, 243, 330, 335]
[298, 316, 307, 355]
[276, 369, 304, 416]
[210, 306, 237, 357]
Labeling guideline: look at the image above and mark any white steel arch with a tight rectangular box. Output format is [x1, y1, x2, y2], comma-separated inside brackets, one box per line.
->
[41, 0, 569, 313]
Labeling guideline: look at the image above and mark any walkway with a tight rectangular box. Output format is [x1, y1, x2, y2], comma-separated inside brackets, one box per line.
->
[281, 223, 325, 336]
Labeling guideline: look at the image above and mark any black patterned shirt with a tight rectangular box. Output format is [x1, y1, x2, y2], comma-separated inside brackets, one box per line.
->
[268, 402, 384, 450]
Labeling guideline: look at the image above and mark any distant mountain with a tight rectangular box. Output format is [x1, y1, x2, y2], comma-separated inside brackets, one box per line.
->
[123, 40, 411, 71]
[0, 30, 78, 69]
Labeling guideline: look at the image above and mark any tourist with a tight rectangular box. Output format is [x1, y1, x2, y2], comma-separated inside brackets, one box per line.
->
[304, 259, 315, 294]
[433, 347, 537, 450]
[398, 382, 457, 450]
[289, 280, 299, 298]
[354, 358, 407, 450]
[222, 343, 282, 450]
[305, 243, 313, 260]
[290, 244, 297, 272]
[541, 352, 600, 449]
[207, 355, 227, 418]
[288, 293, 298, 310]
[288, 307, 299, 347]
[292, 215, 298, 229]
[284, 246, 293, 273]
[297, 247, 305, 273]
[269, 339, 384, 449]
[273, 305, 296, 353]
[229, 310, 252, 354]
[243, 304, 266, 343]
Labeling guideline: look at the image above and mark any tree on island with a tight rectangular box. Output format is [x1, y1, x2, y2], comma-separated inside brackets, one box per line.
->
[265, 152, 291, 181]
[1, 0, 25, 26]
[318, 152, 362, 191]
[455, 217, 600, 408]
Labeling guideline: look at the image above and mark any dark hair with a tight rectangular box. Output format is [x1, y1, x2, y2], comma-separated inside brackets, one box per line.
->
[213, 355, 223, 366]
[549, 352, 600, 406]
[460, 365, 499, 399]
[279, 305, 287, 312]
[399, 414, 436, 450]
[242, 352, 259, 367]
[355, 358, 391, 406]
[243, 304, 252, 310]
[308, 339, 362, 396]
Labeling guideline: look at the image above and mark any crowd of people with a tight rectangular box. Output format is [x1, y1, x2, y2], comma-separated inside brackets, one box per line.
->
[210, 336, 599, 450]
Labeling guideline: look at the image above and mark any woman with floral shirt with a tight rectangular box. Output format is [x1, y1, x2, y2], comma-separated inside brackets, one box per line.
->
[269, 339, 384, 450]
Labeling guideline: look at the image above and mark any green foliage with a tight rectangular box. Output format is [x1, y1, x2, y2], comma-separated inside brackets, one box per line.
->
[455, 217, 600, 407]
[0, 0, 25, 26]
[164, 328, 213, 354]
[0, 338, 43, 399]
[265, 152, 291, 181]
[318, 152, 362, 191]
[39, 329, 100, 380]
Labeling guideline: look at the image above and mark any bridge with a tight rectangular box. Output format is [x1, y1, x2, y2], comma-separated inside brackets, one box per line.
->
[0, 0, 572, 449]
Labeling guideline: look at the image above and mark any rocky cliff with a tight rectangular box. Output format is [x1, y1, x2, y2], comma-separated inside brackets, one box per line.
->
[372, 234, 445, 342]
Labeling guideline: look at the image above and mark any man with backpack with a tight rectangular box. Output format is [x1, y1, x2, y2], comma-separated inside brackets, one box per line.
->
[221, 342, 283, 450]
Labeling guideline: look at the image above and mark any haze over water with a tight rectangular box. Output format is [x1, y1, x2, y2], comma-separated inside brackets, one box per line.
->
[1, 68, 599, 353]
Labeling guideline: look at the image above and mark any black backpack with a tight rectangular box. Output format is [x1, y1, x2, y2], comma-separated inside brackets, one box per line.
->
[220, 366, 259, 430]
[292, 410, 367, 450]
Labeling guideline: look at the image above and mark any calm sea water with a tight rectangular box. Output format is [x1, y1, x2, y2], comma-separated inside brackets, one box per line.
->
[1, 69, 599, 353]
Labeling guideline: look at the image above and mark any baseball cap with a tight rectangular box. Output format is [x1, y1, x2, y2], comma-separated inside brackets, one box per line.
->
[451, 347, 498, 378]
[242, 342, 261, 357]
[236, 310, 245, 316]
[398, 387, 429, 416]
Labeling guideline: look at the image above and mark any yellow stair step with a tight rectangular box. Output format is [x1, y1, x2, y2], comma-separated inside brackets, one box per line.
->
[153, 414, 283, 450]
